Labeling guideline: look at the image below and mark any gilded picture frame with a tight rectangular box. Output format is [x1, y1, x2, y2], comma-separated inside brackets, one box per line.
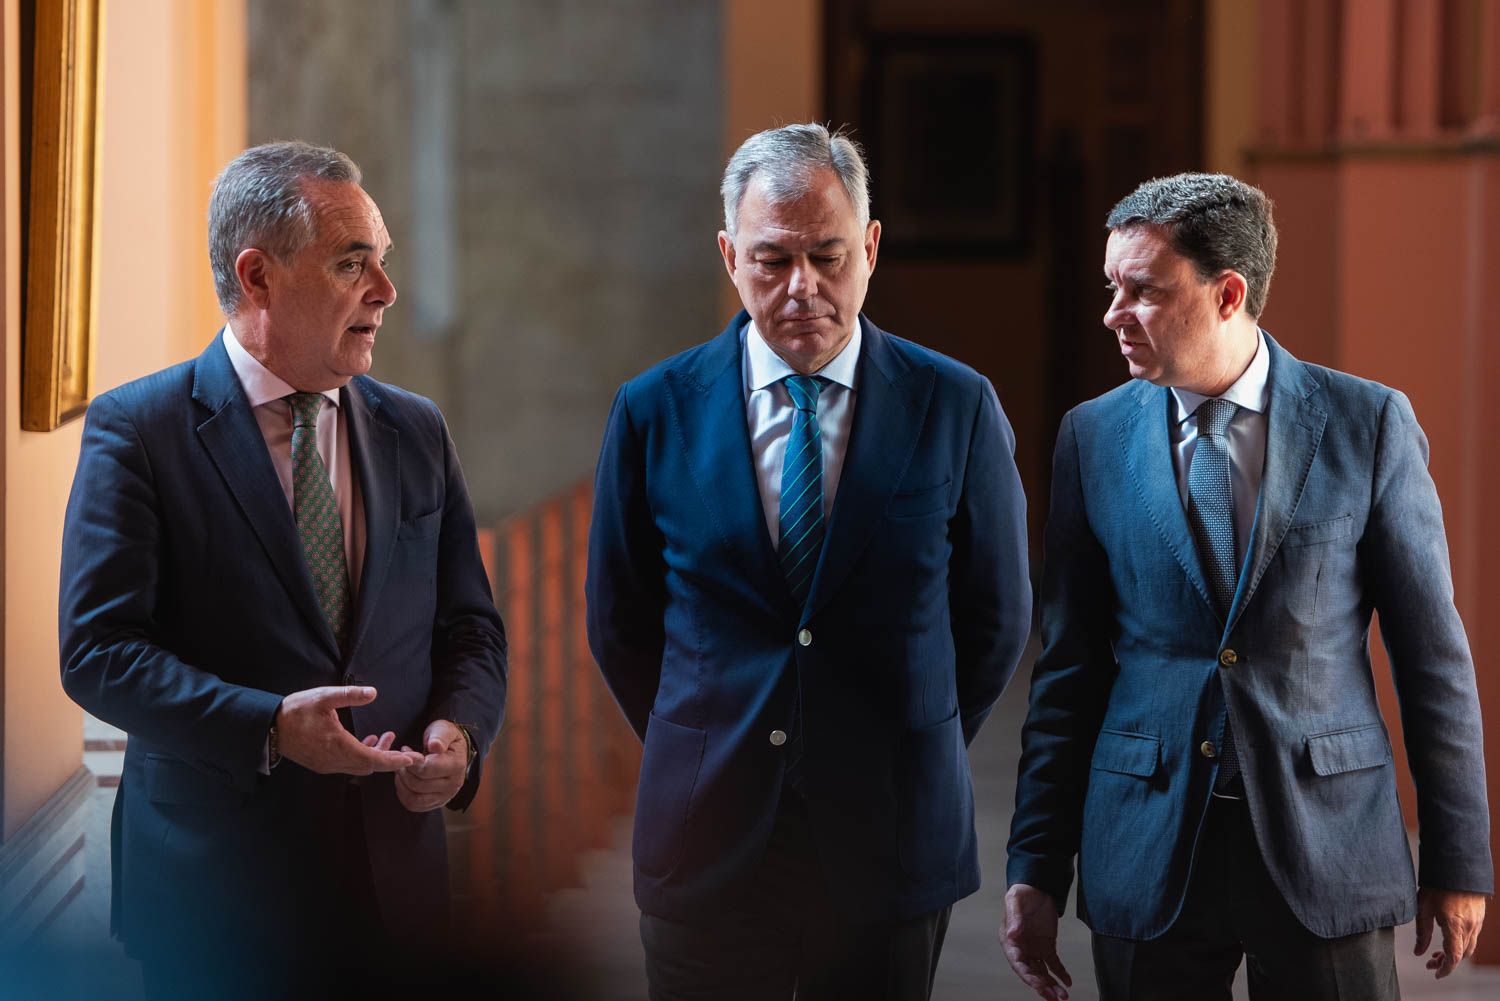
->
[22, 0, 104, 432]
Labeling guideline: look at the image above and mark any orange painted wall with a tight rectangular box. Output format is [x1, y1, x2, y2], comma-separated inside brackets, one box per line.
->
[1, 0, 245, 840]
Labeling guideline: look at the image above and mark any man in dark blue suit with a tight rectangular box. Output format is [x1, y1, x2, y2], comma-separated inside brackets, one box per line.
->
[59, 142, 506, 997]
[586, 123, 1032, 999]
[1004, 174, 1490, 1000]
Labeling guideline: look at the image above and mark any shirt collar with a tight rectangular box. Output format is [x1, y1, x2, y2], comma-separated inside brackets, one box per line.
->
[1171, 329, 1269, 424]
[223, 322, 341, 410]
[744, 319, 861, 393]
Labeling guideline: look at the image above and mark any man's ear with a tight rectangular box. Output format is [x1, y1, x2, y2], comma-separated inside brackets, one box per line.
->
[235, 248, 275, 311]
[717, 231, 737, 281]
[1218, 270, 1248, 320]
[864, 219, 882, 274]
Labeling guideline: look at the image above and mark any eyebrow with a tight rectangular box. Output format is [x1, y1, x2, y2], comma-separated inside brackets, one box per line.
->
[750, 237, 848, 255]
[339, 240, 392, 256]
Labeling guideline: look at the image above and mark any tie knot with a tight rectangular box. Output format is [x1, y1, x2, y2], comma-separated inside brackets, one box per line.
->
[286, 392, 325, 429]
[784, 375, 826, 413]
[1196, 398, 1237, 438]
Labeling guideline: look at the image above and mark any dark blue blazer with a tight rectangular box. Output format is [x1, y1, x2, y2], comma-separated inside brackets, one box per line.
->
[58, 333, 506, 959]
[586, 313, 1031, 922]
[1008, 333, 1492, 940]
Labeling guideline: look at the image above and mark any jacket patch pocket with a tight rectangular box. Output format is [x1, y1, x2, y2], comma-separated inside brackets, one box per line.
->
[1283, 514, 1352, 548]
[887, 480, 952, 519]
[1307, 723, 1391, 776]
[632, 712, 707, 877]
[397, 507, 443, 540]
[1090, 729, 1161, 778]
[145, 753, 244, 807]
[897, 709, 966, 880]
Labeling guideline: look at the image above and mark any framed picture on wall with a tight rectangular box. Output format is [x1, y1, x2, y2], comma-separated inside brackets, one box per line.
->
[862, 34, 1035, 258]
[23, 0, 105, 432]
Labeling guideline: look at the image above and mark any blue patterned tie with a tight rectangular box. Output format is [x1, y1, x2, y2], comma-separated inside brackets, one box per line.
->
[1187, 397, 1242, 793]
[778, 375, 828, 605]
[287, 393, 351, 648]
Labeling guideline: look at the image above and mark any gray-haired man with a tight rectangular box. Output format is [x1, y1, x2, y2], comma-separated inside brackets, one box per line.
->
[587, 123, 1032, 999]
[59, 141, 506, 997]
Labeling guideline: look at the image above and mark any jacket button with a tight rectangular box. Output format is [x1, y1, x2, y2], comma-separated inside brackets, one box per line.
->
[769, 730, 787, 746]
[798, 628, 812, 647]
[1200, 740, 1217, 759]
[1219, 649, 1238, 667]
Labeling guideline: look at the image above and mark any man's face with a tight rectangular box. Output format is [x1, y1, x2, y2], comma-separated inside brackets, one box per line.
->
[1102, 224, 1229, 392]
[718, 167, 880, 375]
[259, 180, 396, 391]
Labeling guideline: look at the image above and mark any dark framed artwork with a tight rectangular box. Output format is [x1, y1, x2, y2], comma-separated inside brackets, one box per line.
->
[863, 35, 1035, 258]
[23, 0, 105, 431]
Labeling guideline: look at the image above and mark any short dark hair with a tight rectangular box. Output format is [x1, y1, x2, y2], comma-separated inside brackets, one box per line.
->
[208, 141, 362, 313]
[1106, 173, 1278, 318]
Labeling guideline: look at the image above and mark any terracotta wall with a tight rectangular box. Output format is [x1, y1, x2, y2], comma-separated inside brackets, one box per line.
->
[1, 0, 245, 840]
[1248, 0, 1500, 962]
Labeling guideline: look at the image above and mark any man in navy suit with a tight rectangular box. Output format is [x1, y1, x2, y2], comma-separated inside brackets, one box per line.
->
[59, 142, 506, 997]
[1003, 174, 1490, 1000]
[586, 123, 1032, 999]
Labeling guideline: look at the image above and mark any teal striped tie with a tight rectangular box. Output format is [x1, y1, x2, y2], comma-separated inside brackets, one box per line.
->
[286, 392, 351, 648]
[778, 375, 828, 605]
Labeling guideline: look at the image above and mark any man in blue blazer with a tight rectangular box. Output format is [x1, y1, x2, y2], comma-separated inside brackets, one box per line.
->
[1004, 174, 1490, 999]
[59, 143, 506, 997]
[586, 123, 1031, 999]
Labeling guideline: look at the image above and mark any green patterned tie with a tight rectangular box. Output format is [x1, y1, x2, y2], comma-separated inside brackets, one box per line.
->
[286, 392, 351, 648]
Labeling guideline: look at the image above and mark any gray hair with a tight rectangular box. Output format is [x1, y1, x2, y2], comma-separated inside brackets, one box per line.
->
[1106, 173, 1279, 318]
[208, 141, 362, 313]
[721, 123, 870, 236]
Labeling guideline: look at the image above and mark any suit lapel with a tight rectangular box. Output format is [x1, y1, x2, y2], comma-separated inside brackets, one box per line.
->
[343, 378, 399, 662]
[1118, 383, 1218, 616]
[192, 332, 341, 658]
[1226, 333, 1327, 628]
[804, 319, 934, 622]
[665, 316, 792, 609]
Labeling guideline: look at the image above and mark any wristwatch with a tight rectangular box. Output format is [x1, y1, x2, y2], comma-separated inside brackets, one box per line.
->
[268, 723, 282, 769]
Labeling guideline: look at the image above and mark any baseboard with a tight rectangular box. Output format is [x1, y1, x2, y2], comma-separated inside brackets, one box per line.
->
[0, 767, 93, 949]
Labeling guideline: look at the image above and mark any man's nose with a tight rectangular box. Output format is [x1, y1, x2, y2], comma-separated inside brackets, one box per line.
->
[787, 260, 817, 300]
[367, 262, 397, 307]
[1102, 293, 1125, 331]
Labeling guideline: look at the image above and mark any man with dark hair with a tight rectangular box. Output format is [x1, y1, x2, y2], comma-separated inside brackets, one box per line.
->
[59, 141, 506, 997]
[1003, 172, 1490, 999]
[587, 122, 1032, 999]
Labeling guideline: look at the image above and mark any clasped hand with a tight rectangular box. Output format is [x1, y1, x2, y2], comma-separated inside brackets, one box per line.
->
[274, 687, 467, 811]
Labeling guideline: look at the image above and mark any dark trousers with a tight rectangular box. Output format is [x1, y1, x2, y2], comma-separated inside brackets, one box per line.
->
[1091, 796, 1400, 1001]
[640, 793, 951, 1001]
[140, 783, 391, 1001]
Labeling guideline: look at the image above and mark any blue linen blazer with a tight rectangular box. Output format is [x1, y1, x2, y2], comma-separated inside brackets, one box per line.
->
[58, 332, 506, 960]
[1007, 332, 1492, 940]
[586, 312, 1032, 923]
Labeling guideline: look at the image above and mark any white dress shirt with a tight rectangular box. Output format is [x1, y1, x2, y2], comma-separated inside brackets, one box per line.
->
[1168, 330, 1270, 565]
[743, 320, 861, 547]
[223, 324, 365, 597]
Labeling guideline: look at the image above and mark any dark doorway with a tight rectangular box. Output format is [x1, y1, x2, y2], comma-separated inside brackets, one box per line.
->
[824, 0, 1206, 547]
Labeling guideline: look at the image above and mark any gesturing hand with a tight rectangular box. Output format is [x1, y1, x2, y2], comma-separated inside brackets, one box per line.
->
[394, 719, 469, 813]
[1003, 883, 1073, 1001]
[1415, 887, 1487, 979]
[275, 686, 423, 775]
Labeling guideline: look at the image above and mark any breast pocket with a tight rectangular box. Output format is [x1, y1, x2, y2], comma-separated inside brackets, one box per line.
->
[1283, 514, 1352, 548]
[887, 479, 952, 519]
[397, 507, 443, 541]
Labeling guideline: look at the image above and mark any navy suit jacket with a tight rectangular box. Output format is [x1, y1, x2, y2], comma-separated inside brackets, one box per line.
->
[1007, 333, 1492, 940]
[586, 313, 1031, 922]
[58, 332, 506, 959]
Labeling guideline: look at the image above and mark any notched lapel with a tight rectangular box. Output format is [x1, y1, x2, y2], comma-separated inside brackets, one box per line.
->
[663, 325, 790, 607]
[192, 336, 341, 658]
[1118, 386, 1217, 616]
[1227, 337, 1327, 627]
[804, 323, 934, 621]
[344, 379, 399, 662]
